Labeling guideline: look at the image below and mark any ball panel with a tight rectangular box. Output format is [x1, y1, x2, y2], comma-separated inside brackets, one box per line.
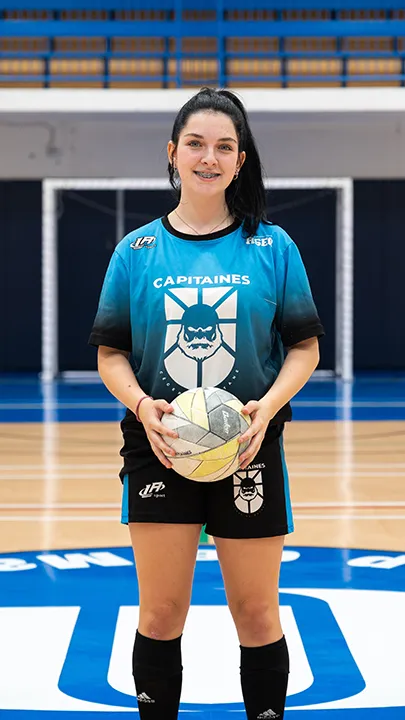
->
[176, 423, 211, 444]
[169, 438, 212, 456]
[170, 400, 188, 421]
[224, 398, 243, 413]
[176, 390, 195, 420]
[161, 413, 190, 432]
[214, 389, 236, 404]
[189, 453, 239, 482]
[190, 387, 207, 417]
[192, 437, 239, 462]
[208, 405, 241, 441]
[196, 431, 226, 449]
[189, 457, 231, 478]
[189, 408, 210, 431]
[205, 390, 227, 413]
[171, 456, 203, 476]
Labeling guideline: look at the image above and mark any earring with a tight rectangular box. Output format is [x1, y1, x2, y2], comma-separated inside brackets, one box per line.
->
[172, 163, 180, 188]
[234, 171, 239, 180]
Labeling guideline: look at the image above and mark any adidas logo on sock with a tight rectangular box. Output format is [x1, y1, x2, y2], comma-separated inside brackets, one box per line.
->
[137, 692, 155, 703]
[257, 710, 280, 719]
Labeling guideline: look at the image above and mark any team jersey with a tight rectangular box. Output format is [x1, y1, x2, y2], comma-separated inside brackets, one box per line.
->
[89, 215, 324, 426]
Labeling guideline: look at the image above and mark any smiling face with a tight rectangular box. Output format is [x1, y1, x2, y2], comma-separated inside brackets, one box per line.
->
[168, 111, 245, 197]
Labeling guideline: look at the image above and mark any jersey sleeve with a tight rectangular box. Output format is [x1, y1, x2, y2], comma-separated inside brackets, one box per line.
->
[88, 250, 132, 352]
[275, 240, 325, 347]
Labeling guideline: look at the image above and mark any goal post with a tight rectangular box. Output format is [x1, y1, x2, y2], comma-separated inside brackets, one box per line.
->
[41, 177, 353, 382]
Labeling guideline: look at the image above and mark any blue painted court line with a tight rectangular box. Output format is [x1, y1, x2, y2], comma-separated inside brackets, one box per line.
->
[1, 375, 405, 422]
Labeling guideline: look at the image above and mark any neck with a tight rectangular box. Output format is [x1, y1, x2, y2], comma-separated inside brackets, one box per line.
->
[172, 190, 231, 234]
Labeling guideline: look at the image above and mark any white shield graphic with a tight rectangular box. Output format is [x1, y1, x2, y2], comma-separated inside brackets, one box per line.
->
[163, 286, 237, 389]
[233, 468, 264, 514]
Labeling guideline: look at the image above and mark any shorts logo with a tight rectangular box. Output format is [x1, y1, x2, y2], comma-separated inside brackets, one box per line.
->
[130, 236, 156, 250]
[139, 481, 165, 498]
[233, 467, 264, 515]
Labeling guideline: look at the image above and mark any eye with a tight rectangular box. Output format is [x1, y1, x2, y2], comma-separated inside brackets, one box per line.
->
[219, 144, 233, 151]
[188, 140, 201, 147]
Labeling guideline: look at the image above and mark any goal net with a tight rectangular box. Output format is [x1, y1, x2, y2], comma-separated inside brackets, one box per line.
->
[42, 177, 353, 381]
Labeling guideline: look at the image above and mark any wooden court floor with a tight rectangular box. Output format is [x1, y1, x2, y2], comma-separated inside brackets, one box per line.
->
[1, 420, 404, 553]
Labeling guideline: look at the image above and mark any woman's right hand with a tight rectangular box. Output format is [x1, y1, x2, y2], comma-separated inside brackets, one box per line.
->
[137, 398, 178, 469]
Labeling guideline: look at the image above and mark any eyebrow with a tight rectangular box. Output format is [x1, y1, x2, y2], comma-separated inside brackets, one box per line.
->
[184, 133, 237, 143]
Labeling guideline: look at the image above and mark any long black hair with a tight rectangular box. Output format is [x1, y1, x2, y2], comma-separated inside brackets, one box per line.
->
[168, 87, 271, 237]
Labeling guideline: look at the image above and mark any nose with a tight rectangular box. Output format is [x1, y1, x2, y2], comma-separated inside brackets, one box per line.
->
[201, 146, 218, 167]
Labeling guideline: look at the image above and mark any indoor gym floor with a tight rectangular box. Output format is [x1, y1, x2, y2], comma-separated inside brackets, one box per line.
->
[0, 374, 404, 719]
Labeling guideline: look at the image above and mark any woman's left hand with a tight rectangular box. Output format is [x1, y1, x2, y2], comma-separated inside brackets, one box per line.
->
[238, 398, 274, 470]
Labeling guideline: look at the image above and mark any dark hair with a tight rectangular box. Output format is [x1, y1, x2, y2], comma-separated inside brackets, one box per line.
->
[168, 86, 270, 236]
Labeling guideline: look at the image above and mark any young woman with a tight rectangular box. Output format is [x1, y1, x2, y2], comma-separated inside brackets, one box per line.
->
[89, 87, 324, 720]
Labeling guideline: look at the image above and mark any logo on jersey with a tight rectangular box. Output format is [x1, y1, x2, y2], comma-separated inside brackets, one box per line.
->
[233, 467, 264, 514]
[246, 236, 273, 247]
[130, 236, 156, 250]
[163, 286, 237, 389]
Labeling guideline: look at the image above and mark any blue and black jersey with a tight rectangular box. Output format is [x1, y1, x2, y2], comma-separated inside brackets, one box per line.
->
[89, 216, 324, 427]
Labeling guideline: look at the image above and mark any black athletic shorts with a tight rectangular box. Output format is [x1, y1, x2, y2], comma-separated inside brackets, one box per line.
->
[120, 423, 293, 539]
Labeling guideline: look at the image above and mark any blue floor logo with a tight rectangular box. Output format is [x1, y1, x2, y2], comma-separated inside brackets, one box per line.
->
[0, 546, 404, 718]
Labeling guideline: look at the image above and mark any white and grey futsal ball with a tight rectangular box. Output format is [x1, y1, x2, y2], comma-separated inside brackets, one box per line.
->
[161, 387, 251, 482]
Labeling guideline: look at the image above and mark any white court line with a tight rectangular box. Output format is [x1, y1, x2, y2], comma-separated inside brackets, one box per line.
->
[294, 514, 405, 520]
[1, 501, 405, 510]
[1, 462, 405, 471]
[0, 464, 120, 470]
[0, 403, 122, 410]
[1, 514, 405, 522]
[2, 471, 405, 480]
[292, 401, 405, 407]
[1, 400, 405, 409]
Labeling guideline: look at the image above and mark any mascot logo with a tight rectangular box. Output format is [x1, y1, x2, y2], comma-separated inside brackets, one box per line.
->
[233, 468, 264, 515]
[177, 304, 223, 361]
[164, 286, 237, 388]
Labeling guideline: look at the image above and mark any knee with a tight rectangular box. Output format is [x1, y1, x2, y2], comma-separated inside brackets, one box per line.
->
[233, 599, 280, 645]
[141, 600, 186, 640]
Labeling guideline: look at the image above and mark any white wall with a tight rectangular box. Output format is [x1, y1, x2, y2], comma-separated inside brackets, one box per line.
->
[1, 89, 405, 178]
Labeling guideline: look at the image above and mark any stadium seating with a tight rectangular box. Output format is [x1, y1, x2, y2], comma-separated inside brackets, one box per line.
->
[1, 1, 405, 88]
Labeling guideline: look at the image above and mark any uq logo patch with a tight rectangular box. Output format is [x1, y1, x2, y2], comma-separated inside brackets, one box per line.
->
[233, 466, 265, 514]
[0, 546, 404, 716]
[163, 286, 237, 389]
[130, 235, 156, 250]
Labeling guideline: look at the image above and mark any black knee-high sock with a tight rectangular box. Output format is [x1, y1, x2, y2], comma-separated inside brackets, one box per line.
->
[132, 630, 182, 719]
[240, 636, 289, 720]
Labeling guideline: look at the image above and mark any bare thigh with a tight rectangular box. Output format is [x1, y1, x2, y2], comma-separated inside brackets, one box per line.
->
[215, 535, 285, 647]
[129, 522, 202, 640]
